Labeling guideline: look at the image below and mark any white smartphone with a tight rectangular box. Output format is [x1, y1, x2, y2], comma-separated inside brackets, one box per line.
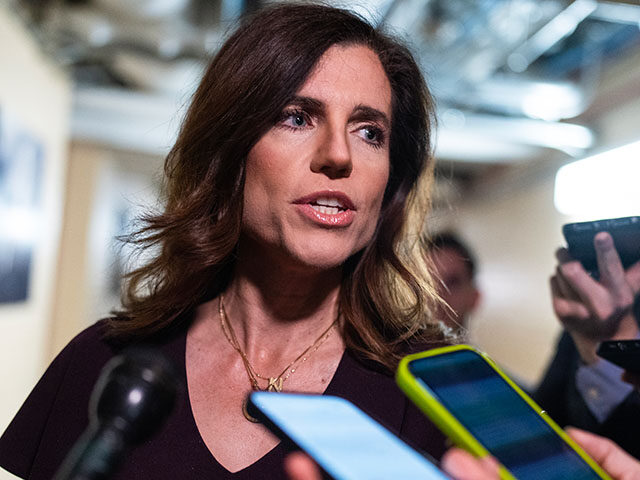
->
[248, 391, 449, 480]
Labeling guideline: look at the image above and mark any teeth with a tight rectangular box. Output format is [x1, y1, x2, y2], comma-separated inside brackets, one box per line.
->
[314, 197, 344, 208]
[311, 205, 341, 215]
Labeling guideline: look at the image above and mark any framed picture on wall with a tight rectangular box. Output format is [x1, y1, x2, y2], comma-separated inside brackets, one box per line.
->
[0, 107, 44, 303]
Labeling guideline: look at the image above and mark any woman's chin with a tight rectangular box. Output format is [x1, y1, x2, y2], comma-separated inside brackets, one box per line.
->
[284, 244, 359, 273]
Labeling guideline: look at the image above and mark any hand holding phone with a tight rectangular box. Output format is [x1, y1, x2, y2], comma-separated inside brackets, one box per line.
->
[396, 345, 612, 480]
[552, 226, 640, 350]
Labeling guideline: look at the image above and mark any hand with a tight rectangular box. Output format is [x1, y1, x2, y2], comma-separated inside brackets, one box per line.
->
[622, 370, 640, 389]
[443, 430, 640, 480]
[284, 452, 322, 480]
[441, 448, 500, 479]
[285, 434, 640, 480]
[567, 428, 640, 480]
[550, 231, 640, 364]
[283, 449, 499, 480]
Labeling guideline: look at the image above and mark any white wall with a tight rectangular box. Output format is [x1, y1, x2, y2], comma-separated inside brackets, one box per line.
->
[439, 162, 567, 385]
[51, 143, 163, 355]
[0, 3, 71, 462]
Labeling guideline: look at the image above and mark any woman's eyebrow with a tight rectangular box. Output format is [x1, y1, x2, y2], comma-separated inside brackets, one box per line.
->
[351, 105, 390, 129]
[287, 95, 324, 113]
[286, 97, 390, 128]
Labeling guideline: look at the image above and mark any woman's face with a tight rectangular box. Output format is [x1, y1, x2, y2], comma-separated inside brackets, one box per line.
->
[242, 44, 392, 270]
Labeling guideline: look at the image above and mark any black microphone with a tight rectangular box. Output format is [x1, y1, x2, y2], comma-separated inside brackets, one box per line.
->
[53, 347, 179, 480]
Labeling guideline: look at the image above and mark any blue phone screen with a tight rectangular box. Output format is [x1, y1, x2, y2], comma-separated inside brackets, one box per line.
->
[250, 392, 448, 480]
[409, 350, 602, 480]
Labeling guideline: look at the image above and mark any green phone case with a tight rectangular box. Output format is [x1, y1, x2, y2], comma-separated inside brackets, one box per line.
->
[395, 344, 612, 480]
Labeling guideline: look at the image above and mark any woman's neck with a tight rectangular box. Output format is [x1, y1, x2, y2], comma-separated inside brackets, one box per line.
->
[219, 251, 343, 363]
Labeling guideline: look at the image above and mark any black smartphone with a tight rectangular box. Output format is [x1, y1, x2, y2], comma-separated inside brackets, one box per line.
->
[562, 217, 640, 277]
[562, 216, 640, 277]
[597, 340, 640, 373]
[247, 392, 449, 480]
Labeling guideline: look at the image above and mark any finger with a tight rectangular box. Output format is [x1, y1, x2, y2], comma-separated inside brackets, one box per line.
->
[566, 427, 640, 478]
[594, 232, 628, 294]
[625, 260, 640, 295]
[558, 261, 615, 320]
[441, 448, 499, 480]
[552, 295, 591, 322]
[550, 275, 562, 299]
[552, 274, 614, 339]
[553, 266, 580, 300]
[284, 452, 322, 480]
[551, 275, 590, 318]
[622, 370, 640, 390]
[555, 247, 574, 265]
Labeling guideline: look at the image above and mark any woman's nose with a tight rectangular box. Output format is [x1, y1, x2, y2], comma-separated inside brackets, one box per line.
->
[310, 126, 353, 179]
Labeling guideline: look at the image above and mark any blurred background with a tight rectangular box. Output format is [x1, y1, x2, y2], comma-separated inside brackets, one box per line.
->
[0, 0, 639, 469]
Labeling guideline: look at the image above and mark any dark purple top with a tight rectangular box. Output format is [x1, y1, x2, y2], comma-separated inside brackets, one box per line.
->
[0, 321, 446, 479]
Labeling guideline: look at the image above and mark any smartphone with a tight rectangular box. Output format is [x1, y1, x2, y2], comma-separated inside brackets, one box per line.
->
[247, 391, 449, 480]
[396, 345, 612, 480]
[562, 216, 640, 277]
[597, 339, 640, 373]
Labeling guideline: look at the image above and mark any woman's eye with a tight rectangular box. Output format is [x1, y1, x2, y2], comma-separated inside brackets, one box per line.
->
[364, 127, 378, 141]
[359, 126, 385, 147]
[280, 110, 310, 129]
[291, 115, 306, 126]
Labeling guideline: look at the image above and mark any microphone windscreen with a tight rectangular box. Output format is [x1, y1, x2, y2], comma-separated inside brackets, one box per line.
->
[90, 347, 179, 443]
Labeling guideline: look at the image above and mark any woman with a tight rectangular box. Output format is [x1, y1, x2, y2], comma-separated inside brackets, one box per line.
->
[0, 3, 447, 479]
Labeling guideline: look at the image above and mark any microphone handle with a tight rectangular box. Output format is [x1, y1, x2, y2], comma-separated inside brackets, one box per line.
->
[53, 423, 127, 480]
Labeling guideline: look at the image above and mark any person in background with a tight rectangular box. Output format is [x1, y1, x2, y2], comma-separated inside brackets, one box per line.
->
[424, 231, 480, 336]
[535, 230, 640, 459]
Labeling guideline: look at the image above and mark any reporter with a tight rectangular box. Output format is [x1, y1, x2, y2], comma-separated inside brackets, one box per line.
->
[535, 231, 640, 458]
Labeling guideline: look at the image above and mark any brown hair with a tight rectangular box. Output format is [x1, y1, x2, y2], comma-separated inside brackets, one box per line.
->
[109, 2, 443, 368]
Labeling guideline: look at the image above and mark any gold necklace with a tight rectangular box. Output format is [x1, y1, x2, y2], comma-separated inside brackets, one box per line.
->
[218, 294, 337, 422]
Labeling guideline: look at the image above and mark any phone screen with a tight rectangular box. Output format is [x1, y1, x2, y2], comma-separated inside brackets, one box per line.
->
[563, 216, 640, 277]
[249, 392, 448, 480]
[409, 350, 602, 480]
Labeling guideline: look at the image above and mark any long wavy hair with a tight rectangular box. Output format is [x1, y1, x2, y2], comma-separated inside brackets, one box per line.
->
[108, 2, 443, 369]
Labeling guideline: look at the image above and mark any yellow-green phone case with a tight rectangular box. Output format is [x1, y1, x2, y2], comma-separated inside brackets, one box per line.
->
[396, 344, 612, 480]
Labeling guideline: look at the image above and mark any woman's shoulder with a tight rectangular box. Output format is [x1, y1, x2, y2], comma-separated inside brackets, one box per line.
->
[64, 318, 115, 350]
[47, 320, 123, 375]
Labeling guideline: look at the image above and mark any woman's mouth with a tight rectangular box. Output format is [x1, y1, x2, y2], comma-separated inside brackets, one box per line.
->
[294, 191, 356, 227]
[309, 197, 347, 215]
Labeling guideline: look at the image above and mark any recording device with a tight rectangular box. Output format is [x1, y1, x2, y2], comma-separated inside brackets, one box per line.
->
[597, 339, 640, 373]
[247, 391, 448, 480]
[562, 216, 640, 277]
[396, 345, 612, 480]
[53, 348, 178, 480]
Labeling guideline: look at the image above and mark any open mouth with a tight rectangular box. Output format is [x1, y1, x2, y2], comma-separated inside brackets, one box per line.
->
[309, 197, 347, 215]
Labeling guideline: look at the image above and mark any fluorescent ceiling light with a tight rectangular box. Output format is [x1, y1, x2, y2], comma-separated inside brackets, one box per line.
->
[554, 140, 640, 218]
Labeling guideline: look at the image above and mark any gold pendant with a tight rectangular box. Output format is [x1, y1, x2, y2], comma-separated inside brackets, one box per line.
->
[266, 377, 283, 392]
[242, 398, 260, 423]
